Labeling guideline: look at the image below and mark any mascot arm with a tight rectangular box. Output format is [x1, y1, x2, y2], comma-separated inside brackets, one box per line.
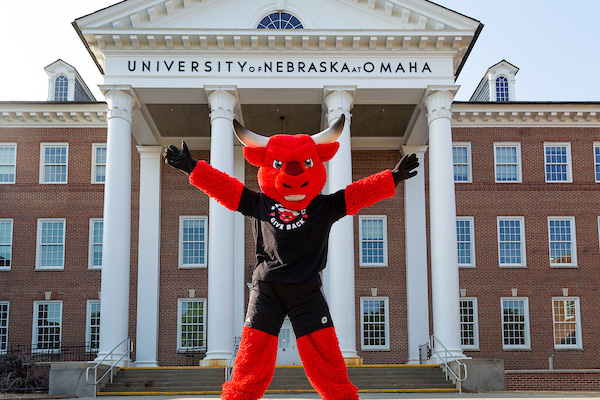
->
[344, 169, 396, 216]
[189, 160, 245, 211]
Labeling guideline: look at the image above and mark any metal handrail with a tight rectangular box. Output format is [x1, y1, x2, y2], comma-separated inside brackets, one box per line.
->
[225, 336, 241, 381]
[85, 338, 133, 397]
[429, 335, 467, 393]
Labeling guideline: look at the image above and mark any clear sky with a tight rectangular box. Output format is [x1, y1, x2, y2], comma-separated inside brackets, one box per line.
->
[0, 0, 598, 102]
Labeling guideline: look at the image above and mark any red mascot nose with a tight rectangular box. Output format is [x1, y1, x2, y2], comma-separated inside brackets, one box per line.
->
[285, 161, 303, 176]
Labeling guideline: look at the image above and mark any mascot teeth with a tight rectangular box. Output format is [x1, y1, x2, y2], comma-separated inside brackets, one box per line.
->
[284, 195, 306, 201]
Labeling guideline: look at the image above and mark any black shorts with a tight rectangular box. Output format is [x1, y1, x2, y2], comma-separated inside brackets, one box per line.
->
[243, 275, 334, 338]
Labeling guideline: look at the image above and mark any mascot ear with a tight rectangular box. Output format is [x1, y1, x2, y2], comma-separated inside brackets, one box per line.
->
[316, 142, 339, 162]
[243, 146, 267, 166]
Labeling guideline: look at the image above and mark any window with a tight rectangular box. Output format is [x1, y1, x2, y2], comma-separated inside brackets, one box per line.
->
[452, 143, 472, 183]
[495, 76, 509, 102]
[548, 217, 577, 267]
[0, 219, 13, 270]
[0, 144, 16, 184]
[359, 216, 388, 267]
[40, 143, 68, 184]
[54, 76, 68, 101]
[494, 143, 522, 183]
[257, 12, 303, 29]
[88, 219, 103, 269]
[86, 300, 101, 352]
[360, 297, 390, 350]
[501, 298, 530, 349]
[460, 298, 479, 350]
[92, 144, 107, 184]
[457, 217, 475, 267]
[544, 143, 572, 183]
[36, 219, 66, 270]
[32, 301, 62, 352]
[179, 217, 207, 268]
[178, 298, 206, 351]
[497, 217, 526, 267]
[594, 143, 600, 183]
[552, 297, 582, 349]
[0, 302, 8, 353]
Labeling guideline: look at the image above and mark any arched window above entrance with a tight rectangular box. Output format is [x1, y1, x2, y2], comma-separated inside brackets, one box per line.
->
[257, 12, 303, 29]
[54, 76, 69, 101]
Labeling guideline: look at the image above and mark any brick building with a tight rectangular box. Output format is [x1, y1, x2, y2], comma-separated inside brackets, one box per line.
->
[1, 0, 600, 385]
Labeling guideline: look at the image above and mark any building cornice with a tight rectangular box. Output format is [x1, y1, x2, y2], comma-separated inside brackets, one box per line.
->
[451, 102, 600, 127]
[0, 103, 108, 127]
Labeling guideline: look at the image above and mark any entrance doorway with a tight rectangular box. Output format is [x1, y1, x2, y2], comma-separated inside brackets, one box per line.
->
[276, 317, 301, 365]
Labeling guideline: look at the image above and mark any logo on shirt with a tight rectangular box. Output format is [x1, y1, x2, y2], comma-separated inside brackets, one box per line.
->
[269, 203, 308, 231]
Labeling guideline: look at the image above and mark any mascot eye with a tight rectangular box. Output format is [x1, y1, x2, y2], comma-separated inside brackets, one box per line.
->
[304, 158, 313, 168]
[273, 160, 283, 169]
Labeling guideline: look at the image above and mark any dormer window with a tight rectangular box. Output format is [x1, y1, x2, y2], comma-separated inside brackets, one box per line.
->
[496, 76, 509, 102]
[257, 12, 303, 29]
[54, 76, 69, 101]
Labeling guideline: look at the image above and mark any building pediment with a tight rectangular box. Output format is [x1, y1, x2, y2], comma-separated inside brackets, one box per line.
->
[74, 0, 481, 76]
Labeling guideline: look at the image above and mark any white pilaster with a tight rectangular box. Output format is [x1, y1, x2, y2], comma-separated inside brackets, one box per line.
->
[96, 88, 135, 363]
[324, 89, 359, 361]
[402, 145, 430, 364]
[423, 87, 465, 359]
[203, 89, 238, 365]
[134, 145, 163, 367]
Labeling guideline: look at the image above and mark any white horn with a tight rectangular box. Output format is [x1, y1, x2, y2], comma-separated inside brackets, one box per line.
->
[232, 119, 269, 147]
[312, 114, 345, 144]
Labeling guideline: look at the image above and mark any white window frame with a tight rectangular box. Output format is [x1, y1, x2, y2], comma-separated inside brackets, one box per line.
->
[501, 297, 530, 350]
[494, 142, 522, 183]
[177, 298, 207, 352]
[460, 297, 479, 350]
[552, 297, 582, 349]
[36, 218, 66, 270]
[359, 215, 388, 267]
[594, 142, 600, 183]
[544, 142, 572, 183]
[452, 142, 472, 183]
[32, 300, 63, 353]
[360, 297, 390, 351]
[0, 143, 17, 184]
[91, 143, 107, 184]
[548, 217, 577, 267]
[457, 217, 476, 268]
[86, 300, 101, 352]
[179, 216, 208, 268]
[0, 301, 9, 353]
[39, 143, 69, 184]
[88, 218, 103, 270]
[0, 219, 13, 271]
[497, 217, 527, 268]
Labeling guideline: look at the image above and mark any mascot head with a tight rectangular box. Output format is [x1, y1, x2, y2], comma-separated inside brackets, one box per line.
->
[233, 115, 345, 211]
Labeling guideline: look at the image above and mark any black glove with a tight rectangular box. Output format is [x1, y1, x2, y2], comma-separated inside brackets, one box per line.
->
[163, 141, 197, 175]
[391, 153, 419, 185]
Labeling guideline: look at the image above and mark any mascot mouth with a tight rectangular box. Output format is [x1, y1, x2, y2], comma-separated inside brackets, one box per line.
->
[284, 195, 306, 201]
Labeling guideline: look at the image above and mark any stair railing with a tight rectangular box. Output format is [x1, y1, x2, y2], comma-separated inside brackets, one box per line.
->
[429, 335, 467, 393]
[225, 336, 241, 381]
[85, 338, 133, 397]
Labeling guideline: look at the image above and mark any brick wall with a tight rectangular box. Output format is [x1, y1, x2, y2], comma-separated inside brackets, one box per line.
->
[505, 371, 600, 391]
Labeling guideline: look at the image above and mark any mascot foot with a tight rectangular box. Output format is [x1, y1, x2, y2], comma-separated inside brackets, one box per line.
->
[221, 327, 278, 400]
[296, 327, 359, 400]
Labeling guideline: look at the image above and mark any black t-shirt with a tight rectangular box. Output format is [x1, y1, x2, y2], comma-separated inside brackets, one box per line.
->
[237, 187, 347, 284]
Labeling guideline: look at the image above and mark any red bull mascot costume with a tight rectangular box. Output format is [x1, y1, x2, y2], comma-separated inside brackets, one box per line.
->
[164, 115, 418, 400]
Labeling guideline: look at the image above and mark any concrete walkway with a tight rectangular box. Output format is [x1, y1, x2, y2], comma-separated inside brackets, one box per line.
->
[59, 392, 600, 400]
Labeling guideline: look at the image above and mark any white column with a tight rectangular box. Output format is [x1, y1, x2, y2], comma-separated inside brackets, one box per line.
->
[96, 88, 135, 363]
[423, 88, 465, 359]
[134, 145, 163, 367]
[324, 89, 359, 362]
[233, 147, 246, 337]
[203, 89, 237, 365]
[402, 145, 430, 364]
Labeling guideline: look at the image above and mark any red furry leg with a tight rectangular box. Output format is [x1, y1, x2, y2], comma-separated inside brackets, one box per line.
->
[221, 327, 278, 400]
[296, 327, 359, 400]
